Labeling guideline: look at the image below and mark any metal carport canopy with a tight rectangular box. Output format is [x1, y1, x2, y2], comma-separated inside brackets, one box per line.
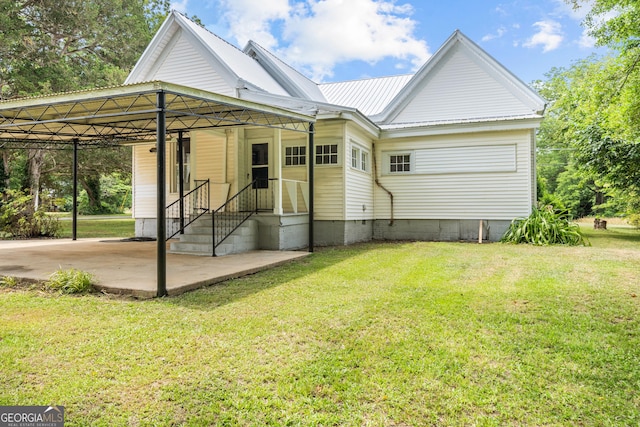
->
[0, 80, 316, 297]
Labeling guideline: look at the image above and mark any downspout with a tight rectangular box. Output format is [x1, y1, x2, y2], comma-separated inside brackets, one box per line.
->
[372, 142, 394, 226]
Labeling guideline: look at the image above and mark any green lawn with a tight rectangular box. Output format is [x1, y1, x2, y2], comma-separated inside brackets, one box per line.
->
[1, 225, 639, 425]
[57, 216, 135, 238]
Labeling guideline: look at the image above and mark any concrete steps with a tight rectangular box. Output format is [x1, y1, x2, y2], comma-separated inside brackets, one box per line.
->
[169, 214, 258, 256]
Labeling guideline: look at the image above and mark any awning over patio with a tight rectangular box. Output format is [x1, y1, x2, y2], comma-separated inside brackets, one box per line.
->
[0, 81, 316, 296]
[0, 81, 314, 146]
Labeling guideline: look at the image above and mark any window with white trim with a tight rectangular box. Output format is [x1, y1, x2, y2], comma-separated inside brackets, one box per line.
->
[171, 137, 191, 193]
[388, 153, 412, 173]
[361, 150, 369, 172]
[315, 144, 338, 165]
[350, 143, 370, 173]
[285, 145, 306, 166]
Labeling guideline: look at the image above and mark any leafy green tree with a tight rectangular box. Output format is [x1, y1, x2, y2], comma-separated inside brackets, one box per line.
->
[0, 0, 172, 212]
[566, 1, 640, 203]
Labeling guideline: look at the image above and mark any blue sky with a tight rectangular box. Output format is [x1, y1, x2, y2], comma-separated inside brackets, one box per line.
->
[170, 0, 607, 84]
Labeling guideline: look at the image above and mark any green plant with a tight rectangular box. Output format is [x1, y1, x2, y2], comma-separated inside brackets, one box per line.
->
[0, 276, 19, 288]
[45, 268, 94, 294]
[501, 204, 588, 245]
[0, 189, 60, 239]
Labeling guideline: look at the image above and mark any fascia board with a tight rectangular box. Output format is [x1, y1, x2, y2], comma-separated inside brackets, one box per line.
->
[376, 30, 547, 124]
[125, 12, 180, 84]
[172, 13, 241, 91]
[239, 88, 380, 138]
[380, 117, 543, 139]
[375, 31, 461, 124]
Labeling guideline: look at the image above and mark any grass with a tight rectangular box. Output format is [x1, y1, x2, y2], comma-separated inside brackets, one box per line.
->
[0, 224, 639, 425]
[56, 216, 135, 238]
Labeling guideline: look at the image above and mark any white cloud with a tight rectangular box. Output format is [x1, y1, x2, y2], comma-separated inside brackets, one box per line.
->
[578, 30, 596, 48]
[218, 0, 290, 50]
[524, 20, 564, 52]
[482, 26, 507, 42]
[213, 0, 430, 82]
[170, 0, 189, 13]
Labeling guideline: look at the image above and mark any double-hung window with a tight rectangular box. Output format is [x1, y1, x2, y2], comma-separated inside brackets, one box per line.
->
[350, 143, 370, 173]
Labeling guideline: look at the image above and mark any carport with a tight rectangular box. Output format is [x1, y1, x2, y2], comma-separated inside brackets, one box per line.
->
[0, 81, 315, 297]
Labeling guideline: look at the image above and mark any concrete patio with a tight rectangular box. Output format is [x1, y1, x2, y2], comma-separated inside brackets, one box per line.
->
[0, 238, 310, 298]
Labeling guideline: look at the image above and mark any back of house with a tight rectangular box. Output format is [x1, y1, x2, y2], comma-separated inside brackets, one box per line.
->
[127, 11, 545, 251]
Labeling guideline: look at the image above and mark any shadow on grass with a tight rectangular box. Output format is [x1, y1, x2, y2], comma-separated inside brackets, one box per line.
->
[581, 226, 640, 249]
[163, 242, 387, 311]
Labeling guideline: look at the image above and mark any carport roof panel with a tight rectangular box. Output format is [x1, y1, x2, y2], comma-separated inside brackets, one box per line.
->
[0, 81, 315, 144]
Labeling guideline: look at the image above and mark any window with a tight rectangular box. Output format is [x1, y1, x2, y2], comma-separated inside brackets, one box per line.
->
[285, 145, 306, 166]
[361, 151, 369, 172]
[316, 144, 338, 165]
[389, 153, 412, 173]
[351, 147, 358, 168]
[171, 137, 191, 192]
[350, 143, 370, 173]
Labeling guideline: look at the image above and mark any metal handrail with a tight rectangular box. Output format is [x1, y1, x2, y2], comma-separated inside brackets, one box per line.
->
[211, 179, 259, 256]
[165, 179, 210, 240]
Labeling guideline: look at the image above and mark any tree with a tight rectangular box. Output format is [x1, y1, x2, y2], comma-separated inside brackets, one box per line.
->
[0, 0, 172, 210]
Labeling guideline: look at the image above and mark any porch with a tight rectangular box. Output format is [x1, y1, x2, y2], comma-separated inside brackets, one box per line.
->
[0, 81, 316, 297]
[0, 238, 309, 298]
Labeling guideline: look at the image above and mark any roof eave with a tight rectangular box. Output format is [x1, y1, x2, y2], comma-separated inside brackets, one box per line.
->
[379, 115, 543, 139]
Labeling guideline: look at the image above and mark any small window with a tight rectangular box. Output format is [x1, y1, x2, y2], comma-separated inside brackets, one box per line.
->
[285, 146, 306, 166]
[350, 143, 370, 172]
[171, 137, 191, 192]
[389, 153, 412, 173]
[351, 147, 358, 168]
[361, 151, 369, 172]
[316, 144, 338, 165]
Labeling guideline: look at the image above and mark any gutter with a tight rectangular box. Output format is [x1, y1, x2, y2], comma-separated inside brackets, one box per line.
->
[372, 142, 393, 226]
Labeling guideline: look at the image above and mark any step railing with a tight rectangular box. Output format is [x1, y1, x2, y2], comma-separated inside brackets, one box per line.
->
[166, 179, 210, 240]
[212, 179, 268, 256]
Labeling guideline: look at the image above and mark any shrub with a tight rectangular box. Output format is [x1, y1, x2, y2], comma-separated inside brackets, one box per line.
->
[45, 268, 94, 294]
[0, 190, 60, 239]
[501, 205, 588, 246]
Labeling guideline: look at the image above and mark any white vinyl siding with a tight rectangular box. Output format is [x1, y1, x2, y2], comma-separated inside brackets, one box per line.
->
[151, 30, 235, 97]
[412, 145, 516, 174]
[392, 44, 535, 124]
[345, 128, 374, 220]
[315, 167, 344, 220]
[192, 130, 226, 184]
[132, 144, 167, 218]
[313, 123, 345, 220]
[374, 130, 533, 220]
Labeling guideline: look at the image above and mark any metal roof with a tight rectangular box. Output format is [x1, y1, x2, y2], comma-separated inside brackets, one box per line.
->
[319, 75, 413, 117]
[0, 81, 314, 148]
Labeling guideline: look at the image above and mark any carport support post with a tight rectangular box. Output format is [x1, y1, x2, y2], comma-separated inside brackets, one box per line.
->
[178, 131, 184, 234]
[72, 139, 78, 241]
[308, 122, 314, 253]
[156, 91, 168, 297]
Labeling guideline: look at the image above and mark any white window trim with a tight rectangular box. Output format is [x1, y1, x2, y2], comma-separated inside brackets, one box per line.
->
[383, 151, 414, 175]
[283, 144, 307, 167]
[170, 138, 192, 193]
[314, 140, 341, 166]
[349, 141, 370, 174]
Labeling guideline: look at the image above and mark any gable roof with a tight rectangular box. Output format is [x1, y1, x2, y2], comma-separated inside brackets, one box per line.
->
[243, 41, 326, 101]
[374, 30, 546, 125]
[126, 11, 289, 96]
[128, 14, 544, 132]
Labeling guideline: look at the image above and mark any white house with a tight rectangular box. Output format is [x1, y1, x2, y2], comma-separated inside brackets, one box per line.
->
[126, 11, 546, 254]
